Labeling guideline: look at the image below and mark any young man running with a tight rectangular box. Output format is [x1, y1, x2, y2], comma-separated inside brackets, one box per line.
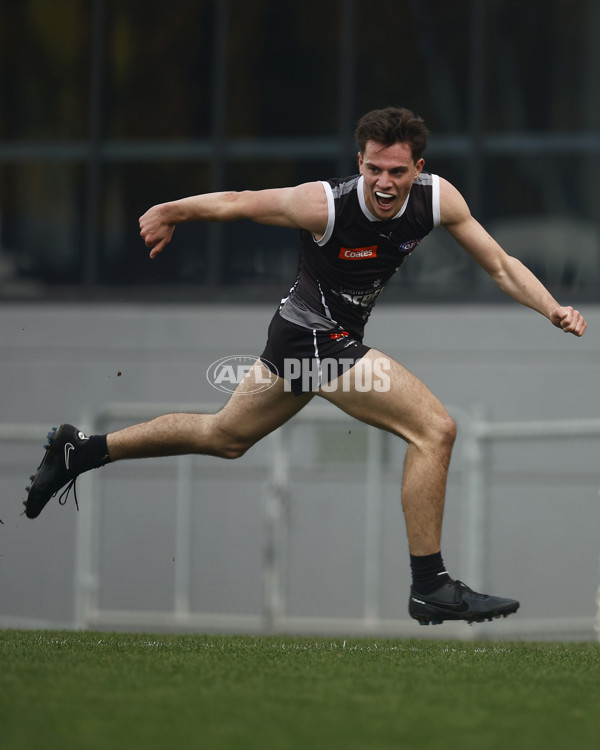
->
[23, 107, 587, 625]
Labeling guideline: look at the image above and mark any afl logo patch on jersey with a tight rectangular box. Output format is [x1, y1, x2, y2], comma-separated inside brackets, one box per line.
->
[398, 239, 421, 253]
[339, 245, 378, 260]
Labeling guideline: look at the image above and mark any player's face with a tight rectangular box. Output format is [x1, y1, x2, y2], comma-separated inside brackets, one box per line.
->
[358, 141, 424, 220]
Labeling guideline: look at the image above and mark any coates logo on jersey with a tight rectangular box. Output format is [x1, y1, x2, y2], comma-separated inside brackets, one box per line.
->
[339, 246, 378, 260]
[329, 330, 350, 340]
[398, 239, 421, 254]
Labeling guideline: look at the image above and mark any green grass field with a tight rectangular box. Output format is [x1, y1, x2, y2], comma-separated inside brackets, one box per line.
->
[2, 630, 599, 750]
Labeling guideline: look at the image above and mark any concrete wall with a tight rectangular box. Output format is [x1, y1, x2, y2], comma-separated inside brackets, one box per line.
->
[1, 302, 599, 637]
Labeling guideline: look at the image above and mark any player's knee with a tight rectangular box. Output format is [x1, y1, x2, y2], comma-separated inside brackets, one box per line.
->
[212, 424, 253, 459]
[214, 435, 252, 460]
[219, 443, 250, 460]
[411, 408, 456, 457]
[431, 410, 457, 454]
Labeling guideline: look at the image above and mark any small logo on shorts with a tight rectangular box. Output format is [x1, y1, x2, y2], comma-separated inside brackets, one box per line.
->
[329, 330, 350, 340]
[339, 246, 378, 260]
[206, 355, 278, 394]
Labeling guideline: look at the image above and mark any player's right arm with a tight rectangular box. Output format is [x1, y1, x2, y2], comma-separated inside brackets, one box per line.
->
[139, 182, 328, 258]
[439, 177, 586, 336]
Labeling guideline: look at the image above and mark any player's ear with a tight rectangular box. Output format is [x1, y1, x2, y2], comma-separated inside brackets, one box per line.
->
[357, 151, 364, 172]
[414, 158, 425, 178]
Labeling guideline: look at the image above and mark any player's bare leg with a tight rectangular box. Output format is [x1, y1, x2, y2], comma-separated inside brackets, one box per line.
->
[318, 349, 519, 624]
[106, 360, 313, 460]
[318, 349, 455, 556]
[24, 361, 312, 518]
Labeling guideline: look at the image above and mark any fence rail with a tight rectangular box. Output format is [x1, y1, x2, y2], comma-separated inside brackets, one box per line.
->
[2, 404, 600, 640]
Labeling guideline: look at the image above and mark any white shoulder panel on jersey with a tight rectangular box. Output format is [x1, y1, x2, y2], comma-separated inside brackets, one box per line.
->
[415, 172, 441, 227]
[314, 181, 335, 246]
[431, 173, 441, 227]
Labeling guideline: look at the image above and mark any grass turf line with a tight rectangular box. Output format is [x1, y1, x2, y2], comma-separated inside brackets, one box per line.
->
[1, 630, 600, 750]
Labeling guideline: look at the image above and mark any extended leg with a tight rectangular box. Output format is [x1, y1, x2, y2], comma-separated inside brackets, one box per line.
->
[24, 361, 312, 518]
[107, 361, 312, 461]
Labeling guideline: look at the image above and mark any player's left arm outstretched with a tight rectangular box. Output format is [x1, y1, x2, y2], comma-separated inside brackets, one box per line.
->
[439, 177, 587, 337]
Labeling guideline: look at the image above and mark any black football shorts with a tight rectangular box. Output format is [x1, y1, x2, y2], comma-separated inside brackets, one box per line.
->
[260, 311, 371, 396]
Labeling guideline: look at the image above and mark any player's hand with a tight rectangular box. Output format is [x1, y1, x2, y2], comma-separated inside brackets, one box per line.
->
[550, 306, 587, 336]
[139, 204, 176, 259]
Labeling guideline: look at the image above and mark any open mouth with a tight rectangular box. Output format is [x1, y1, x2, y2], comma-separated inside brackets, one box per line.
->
[375, 191, 395, 209]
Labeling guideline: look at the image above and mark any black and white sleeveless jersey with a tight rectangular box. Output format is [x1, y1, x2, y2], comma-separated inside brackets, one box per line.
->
[279, 172, 441, 338]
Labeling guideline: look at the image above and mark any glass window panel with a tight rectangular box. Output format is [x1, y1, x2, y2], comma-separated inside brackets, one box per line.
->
[482, 155, 596, 222]
[0, 162, 86, 287]
[0, 0, 90, 140]
[104, 0, 215, 139]
[484, 0, 597, 132]
[355, 0, 472, 134]
[1, 0, 599, 303]
[226, 0, 340, 137]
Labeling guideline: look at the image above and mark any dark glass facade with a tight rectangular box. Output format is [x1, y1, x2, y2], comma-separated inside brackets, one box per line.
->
[1, 0, 598, 302]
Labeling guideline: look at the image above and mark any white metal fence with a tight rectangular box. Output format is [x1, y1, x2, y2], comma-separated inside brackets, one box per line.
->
[2, 404, 600, 640]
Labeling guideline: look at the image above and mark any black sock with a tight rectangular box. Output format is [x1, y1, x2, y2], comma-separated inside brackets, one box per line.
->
[410, 552, 451, 594]
[73, 434, 112, 475]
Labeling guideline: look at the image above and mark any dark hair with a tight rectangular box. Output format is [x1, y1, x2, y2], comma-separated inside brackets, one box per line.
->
[354, 107, 430, 162]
